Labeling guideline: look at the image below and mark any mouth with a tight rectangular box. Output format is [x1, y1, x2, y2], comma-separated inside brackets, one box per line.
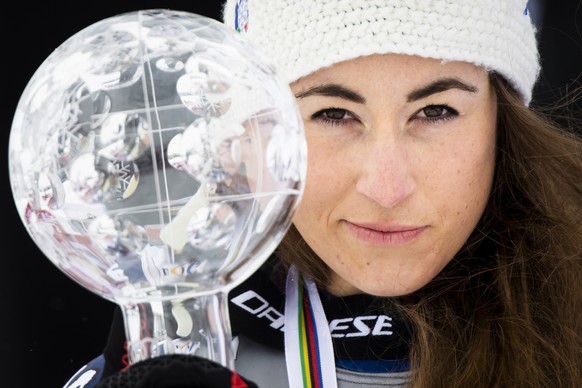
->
[344, 221, 427, 246]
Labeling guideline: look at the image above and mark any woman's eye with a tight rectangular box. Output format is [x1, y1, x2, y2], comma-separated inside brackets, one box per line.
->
[311, 108, 357, 125]
[414, 105, 458, 122]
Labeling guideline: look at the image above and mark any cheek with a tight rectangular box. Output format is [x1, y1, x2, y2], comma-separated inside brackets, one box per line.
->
[465, 123, 496, 189]
[293, 138, 353, 233]
[439, 128, 496, 226]
[299, 138, 342, 206]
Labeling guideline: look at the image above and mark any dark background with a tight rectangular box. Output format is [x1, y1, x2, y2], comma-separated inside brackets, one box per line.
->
[2, 1, 580, 387]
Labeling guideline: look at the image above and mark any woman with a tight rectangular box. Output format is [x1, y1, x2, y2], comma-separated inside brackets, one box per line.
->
[68, 1, 582, 387]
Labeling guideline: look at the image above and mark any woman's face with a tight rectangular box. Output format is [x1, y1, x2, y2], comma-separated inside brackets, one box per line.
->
[290, 54, 497, 297]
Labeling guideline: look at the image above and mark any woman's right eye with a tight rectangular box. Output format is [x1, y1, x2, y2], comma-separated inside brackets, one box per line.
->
[311, 108, 357, 126]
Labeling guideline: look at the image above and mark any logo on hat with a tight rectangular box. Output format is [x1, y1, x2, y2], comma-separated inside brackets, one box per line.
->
[235, 0, 249, 32]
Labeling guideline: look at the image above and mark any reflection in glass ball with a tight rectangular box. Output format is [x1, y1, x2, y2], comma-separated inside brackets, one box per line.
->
[96, 112, 151, 161]
[9, 9, 306, 304]
[187, 202, 237, 251]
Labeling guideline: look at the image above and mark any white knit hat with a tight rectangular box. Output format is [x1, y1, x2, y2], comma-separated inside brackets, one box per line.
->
[222, 0, 540, 105]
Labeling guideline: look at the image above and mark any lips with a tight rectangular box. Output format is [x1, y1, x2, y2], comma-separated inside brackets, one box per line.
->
[344, 221, 427, 246]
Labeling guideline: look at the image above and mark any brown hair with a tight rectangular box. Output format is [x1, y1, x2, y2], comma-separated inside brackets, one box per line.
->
[276, 75, 582, 387]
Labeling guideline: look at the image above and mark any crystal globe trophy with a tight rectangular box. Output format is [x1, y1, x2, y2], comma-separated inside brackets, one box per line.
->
[8, 9, 306, 370]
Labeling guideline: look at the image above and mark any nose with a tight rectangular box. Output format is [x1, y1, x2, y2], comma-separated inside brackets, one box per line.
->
[355, 142, 416, 208]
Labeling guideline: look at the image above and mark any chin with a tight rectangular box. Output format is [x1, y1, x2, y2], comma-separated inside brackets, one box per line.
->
[355, 275, 436, 298]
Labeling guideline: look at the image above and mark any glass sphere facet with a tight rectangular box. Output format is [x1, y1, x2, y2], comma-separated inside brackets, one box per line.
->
[9, 9, 306, 305]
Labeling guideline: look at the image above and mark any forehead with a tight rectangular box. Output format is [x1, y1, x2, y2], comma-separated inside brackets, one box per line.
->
[292, 53, 489, 91]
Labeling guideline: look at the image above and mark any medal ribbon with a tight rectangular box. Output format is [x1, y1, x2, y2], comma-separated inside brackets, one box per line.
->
[285, 265, 337, 388]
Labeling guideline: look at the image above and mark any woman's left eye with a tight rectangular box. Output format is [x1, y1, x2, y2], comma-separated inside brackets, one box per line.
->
[414, 105, 458, 122]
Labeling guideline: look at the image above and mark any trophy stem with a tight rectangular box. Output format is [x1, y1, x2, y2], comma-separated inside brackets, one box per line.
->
[119, 290, 234, 370]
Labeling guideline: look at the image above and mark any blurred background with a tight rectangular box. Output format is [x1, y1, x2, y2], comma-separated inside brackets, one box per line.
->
[2, 1, 580, 387]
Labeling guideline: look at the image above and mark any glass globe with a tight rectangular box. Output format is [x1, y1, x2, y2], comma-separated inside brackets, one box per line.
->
[9, 9, 306, 368]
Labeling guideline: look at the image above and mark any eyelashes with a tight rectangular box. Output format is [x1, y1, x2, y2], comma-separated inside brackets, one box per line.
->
[413, 105, 459, 124]
[310, 107, 358, 126]
[310, 105, 459, 127]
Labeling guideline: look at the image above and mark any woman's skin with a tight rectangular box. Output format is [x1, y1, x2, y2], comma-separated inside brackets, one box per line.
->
[291, 54, 498, 297]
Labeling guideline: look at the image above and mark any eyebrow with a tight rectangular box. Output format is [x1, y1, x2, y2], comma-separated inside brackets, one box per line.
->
[294, 77, 478, 104]
[294, 84, 366, 103]
[406, 78, 478, 102]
